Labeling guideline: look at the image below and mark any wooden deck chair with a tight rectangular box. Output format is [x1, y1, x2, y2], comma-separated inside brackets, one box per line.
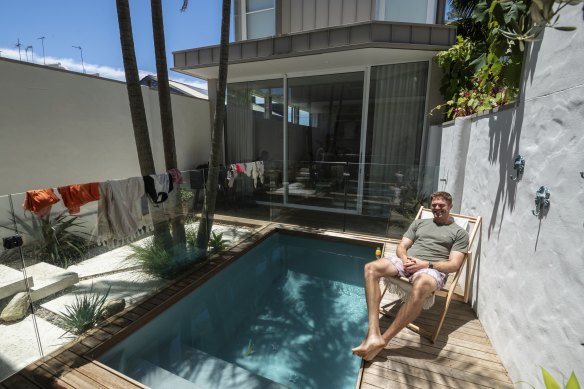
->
[380, 206, 481, 343]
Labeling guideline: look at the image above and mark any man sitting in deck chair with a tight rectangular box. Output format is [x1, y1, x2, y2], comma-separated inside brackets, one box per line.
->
[352, 191, 468, 361]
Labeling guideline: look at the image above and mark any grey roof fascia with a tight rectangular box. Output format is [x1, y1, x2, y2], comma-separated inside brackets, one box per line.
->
[172, 21, 456, 71]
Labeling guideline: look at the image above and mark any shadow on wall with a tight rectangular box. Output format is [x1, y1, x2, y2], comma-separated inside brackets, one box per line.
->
[486, 103, 523, 239]
[486, 37, 544, 239]
[523, 31, 545, 91]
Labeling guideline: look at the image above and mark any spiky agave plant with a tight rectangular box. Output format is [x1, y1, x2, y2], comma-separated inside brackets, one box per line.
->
[209, 231, 229, 252]
[61, 285, 110, 335]
[1, 211, 91, 268]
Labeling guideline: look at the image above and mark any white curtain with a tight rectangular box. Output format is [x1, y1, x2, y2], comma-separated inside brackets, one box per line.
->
[226, 84, 254, 162]
[226, 84, 254, 197]
[369, 62, 428, 183]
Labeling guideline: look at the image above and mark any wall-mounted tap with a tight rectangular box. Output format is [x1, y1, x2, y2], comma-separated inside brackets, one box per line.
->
[532, 186, 550, 217]
[510, 155, 525, 181]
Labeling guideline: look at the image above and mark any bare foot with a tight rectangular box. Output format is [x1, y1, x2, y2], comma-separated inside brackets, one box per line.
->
[352, 335, 386, 361]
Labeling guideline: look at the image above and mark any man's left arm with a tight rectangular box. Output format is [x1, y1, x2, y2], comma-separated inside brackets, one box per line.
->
[404, 250, 466, 273]
[426, 250, 465, 273]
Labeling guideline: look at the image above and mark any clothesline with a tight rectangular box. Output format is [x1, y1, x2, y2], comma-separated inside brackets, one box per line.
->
[19, 168, 185, 246]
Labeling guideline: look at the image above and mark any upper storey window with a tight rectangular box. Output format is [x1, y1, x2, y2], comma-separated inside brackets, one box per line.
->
[244, 0, 275, 39]
[378, 0, 437, 24]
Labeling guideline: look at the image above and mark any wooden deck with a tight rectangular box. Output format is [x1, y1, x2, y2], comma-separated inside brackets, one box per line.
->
[360, 291, 514, 389]
[0, 225, 513, 389]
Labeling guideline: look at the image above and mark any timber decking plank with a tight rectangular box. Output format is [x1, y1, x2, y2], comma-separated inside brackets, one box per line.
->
[388, 335, 508, 373]
[378, 315, 493, 348]
[111, 316, 132, 327]
[387, 346, 512, 383]
[410, 306, 485, 330]
[92, 361, 150, 389]
[365, 361, 495, 389]
[71, 362, 140, 389]
[388, 318, 480, 341]
[1, 373, 44, 389]
[67, 341, 91, 356]
[122, 311, 142, 322]
[100, 322, 123, 336]
[42, 356, 108, 389]
[53, 351, 133, 389]
[79, 335, 103, 349]
[373, 353, 513, 388]
[379, 311, 488, 339]
[21, 364, 75, 389]
[90, 329, 112, 342]
[386, 338, 509, 376]
[361, 363, 455, 389]
[393, 330, 504, 364]
[58, 369, 109, 389]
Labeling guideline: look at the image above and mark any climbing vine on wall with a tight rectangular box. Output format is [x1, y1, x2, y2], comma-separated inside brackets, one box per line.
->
[435, 0, 582, 120]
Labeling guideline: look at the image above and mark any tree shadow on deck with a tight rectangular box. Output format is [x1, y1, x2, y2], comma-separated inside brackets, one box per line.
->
[378, 295, 478, 356]
[366, 295, 511, 388]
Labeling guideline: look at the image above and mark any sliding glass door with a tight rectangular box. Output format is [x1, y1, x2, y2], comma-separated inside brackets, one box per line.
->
[225, 79, 284, 204]
[286, 72, 364, 211]
[224, 62, 431, 217]
[363, 61, 430, 219]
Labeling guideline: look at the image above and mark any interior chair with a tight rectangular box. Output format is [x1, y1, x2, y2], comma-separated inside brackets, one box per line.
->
[380, 206, 482, 343]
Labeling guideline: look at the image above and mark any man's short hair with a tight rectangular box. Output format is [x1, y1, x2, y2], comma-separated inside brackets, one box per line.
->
[430, 191, 453, 206]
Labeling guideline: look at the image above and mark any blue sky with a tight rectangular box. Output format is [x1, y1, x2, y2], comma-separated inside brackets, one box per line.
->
[0, 1, 229, 89]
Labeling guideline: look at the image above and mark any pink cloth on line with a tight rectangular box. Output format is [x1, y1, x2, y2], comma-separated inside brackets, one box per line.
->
[168, 168, 184, 184]
[235, 163, 246, 173]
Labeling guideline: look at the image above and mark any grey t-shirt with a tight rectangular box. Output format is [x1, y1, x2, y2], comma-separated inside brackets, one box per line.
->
[404, 218, 469, 262]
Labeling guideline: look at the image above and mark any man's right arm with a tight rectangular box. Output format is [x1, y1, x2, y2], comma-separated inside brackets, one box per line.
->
[396, 237, 413, 263]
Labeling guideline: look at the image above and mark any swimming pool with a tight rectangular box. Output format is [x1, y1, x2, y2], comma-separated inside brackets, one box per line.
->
[99, 232, 372, 388]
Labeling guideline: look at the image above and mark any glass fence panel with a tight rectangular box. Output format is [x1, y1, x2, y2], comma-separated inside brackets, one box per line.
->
[0, 171, 269, 377]
[9, 189, 96, 370]
[209, 161, 279, 224]
[285, 160, 353, 211]
[0, 163, 440, 381]
[204, 162, 440, 238]
[0, 194, 46, 381]
[344, 163, 439, 238]
[181, 169, 259, 253]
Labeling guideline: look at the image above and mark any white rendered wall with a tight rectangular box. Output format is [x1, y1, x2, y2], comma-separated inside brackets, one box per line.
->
[439, 5, 584, 386]
[0, 58, 211, 197]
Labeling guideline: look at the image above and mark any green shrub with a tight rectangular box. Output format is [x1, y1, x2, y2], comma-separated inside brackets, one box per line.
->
[434, 75, 515, 119]
[61, 285, 110, 335]
[129, 239, 205, 279]
[185, 225, 199, 248]
[435, 0, 582, 120]
[209, 231, 228, 252]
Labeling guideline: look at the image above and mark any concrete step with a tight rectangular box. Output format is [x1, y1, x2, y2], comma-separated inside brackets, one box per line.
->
[165, 344, 287, 389]
[0, 265, 33, 300]
[130, 359, 198, 389]
[24, 262, 79, 302]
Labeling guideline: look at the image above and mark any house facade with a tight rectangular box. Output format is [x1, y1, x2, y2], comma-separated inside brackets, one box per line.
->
[173, 0, 455, 217]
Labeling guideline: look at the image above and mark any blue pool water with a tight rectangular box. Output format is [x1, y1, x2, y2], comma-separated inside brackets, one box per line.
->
[99, 233, 371, 388]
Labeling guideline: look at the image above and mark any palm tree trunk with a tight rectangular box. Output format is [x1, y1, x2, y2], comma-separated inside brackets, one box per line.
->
[151, 0, 186, 248]
[116, 0, 171, 249]
[116, 0, 156, 176]
[196, 0, 231, 249]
